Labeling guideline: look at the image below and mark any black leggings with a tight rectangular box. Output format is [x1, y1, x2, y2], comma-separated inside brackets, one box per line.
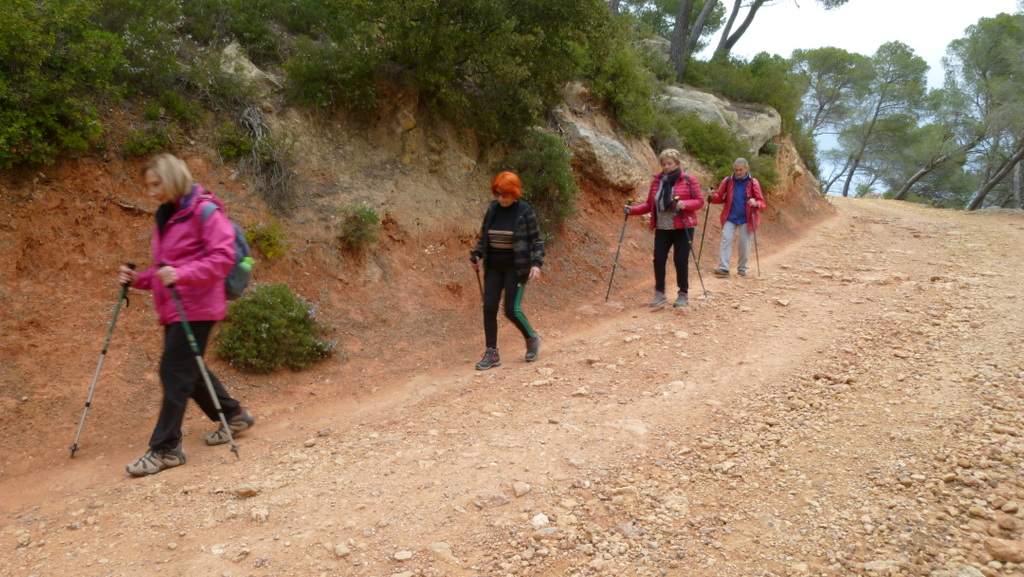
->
[482, 258, 536, 349]
[149, 321, 241, 450]
[653, 227, 694, 294]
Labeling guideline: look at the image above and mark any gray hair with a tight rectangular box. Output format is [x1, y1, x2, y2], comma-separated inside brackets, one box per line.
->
[733, 158, 749, 168]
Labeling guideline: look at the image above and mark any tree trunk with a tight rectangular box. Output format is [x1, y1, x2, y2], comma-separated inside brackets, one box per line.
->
[1015, 161, 1022, 209]
[966, 144, 1024, 210]
[715, 0, 742, 55]
[669, 0, 696, 80]
[714, 0, 766, 59]
[682, 0, 720, 57]
[840, 154, 862, 197]
[609, 0, 621, 15]
[892, 136, 983, 200]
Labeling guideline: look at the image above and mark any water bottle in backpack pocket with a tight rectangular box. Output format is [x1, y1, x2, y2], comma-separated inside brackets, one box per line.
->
[200, 201, 254, 300]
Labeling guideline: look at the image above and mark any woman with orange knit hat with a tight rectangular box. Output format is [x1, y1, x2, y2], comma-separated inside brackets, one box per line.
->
[470, 171, 545, 369]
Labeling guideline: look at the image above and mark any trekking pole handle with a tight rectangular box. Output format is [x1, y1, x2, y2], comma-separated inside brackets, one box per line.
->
[122, 263, 136, 286]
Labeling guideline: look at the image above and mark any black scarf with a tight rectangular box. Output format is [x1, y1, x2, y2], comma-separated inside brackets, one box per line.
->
[658, 168, 682, 211]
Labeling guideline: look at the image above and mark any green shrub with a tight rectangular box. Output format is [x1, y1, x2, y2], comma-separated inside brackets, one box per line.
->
[0, 0, 125, 169]
[217, 122, 255, 160]
[285, 35, 378, 110]
[121, 129, 172, 156]
[672, 112, 779, 193]
[501, 130, 577, 241]
[337, 205, 382, 251]
[245, 220, 291, 259]
[586, 19, 661, 138]
[215, 283, 334, 374]
[685, 53, 802, 133]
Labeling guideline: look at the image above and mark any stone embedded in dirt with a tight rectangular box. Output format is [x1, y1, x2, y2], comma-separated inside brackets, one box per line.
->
[513, 481, 531, 497]
[530, 514, 550, 528]
[233, 484, 259, 498]
[394, 550, 413, 560]
[985, 537, 1024, 563]
[427, 542, 458, 564]
[304, 438, 317, 447]
[317, 428, 332, 437]
[333, 543, 351, 558]
[571, 387, 589, 396]
[250, 508, 269, 523]
[474, 494, 509, 509]
[992, 424, 1019, 436]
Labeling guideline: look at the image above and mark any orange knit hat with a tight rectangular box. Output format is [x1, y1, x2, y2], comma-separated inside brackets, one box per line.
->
[491, 171, 523, 199]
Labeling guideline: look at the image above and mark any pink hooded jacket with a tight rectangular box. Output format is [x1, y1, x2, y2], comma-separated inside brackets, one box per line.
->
[133, 185, 236, 326]
[629, 171, 705, 229]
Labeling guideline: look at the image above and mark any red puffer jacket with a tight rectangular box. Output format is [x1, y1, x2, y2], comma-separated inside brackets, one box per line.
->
[629, 171, 705, 229]
[711, 175, 765, 233]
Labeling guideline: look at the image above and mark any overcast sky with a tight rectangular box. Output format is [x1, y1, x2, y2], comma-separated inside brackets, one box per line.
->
[700, 0, 1020, 88]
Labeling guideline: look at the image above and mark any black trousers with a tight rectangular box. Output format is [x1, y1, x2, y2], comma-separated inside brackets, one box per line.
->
[482, 257, 536, 350]
[653, 227, 694, 294]
[149, 321, 241, 450]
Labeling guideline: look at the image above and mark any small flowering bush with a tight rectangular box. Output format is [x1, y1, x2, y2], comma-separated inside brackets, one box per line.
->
[215, 284, 335, 374]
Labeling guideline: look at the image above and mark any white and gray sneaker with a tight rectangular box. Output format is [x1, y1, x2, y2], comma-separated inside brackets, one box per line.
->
[204, 408, 255, 446]
[649, 291, 667, 307]
[126, 444, 186, 477]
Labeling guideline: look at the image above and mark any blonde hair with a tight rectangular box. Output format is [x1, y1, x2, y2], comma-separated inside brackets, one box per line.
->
[658, 149, 682, 164]
[141, 153, 194, 201]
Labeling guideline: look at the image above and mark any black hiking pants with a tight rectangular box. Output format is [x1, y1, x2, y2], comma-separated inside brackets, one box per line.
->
[149, 321, 240, 450]
[482, 256, 536, 350]
[653, 227, 694, 294]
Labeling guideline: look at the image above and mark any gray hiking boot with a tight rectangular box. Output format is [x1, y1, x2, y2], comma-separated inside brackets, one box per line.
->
[737, 269, 747, 276]
[649, 291, 667, 307]
[525, 336, 541, 362]
[713, 267, 730, 276]
[126, 444, 186, 477]
[673, 292, 688, 307]
[476, 347, 501, 370]
[204, 408, 255, 446]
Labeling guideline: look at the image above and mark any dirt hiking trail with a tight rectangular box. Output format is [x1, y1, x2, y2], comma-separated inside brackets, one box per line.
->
[3, 197, 1024, 577]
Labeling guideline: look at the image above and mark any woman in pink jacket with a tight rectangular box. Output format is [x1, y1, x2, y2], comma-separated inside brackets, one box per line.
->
[624, 149, 705, 307]
[118, 154, 254, 477]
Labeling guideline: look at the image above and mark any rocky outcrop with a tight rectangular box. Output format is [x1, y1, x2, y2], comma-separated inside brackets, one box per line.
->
[558, 121, 646, 192]
[661, 86, 781, 154]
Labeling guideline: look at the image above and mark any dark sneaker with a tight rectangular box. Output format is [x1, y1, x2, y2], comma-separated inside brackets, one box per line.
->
[204, 408, 255, 446]
[525, 336, 541, 362]
[713, 268, 730, 276]
[126, 444, 186, 477]
[673, 292, 688, 307]
[476, 348, 501, 370]
[737, 269, 747, 277]
[649, 291, 667, 307]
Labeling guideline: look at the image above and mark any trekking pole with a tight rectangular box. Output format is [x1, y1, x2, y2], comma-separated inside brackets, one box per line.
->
[676, 196, 707, 297]
[470, 252, 484, 304]
[162, 266, 240, 459]
[604, 198, 633, 302]
[70, 263, 135, 458]
[696, 186, 713, 266]
[753, 229, 761, 277]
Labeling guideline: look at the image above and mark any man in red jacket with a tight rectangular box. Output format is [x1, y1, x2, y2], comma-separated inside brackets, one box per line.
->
[710, 158, 765, 277]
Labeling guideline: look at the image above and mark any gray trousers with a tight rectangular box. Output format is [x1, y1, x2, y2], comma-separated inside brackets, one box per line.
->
[718, 221, 752, 273]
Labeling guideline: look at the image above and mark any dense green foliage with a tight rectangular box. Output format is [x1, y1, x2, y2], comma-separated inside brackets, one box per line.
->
[337, 205, 382, 252]
[501, 131, 578, 240]
[671, 113, 779, 192]
[215, 284, 334, 374]
[0, 0, 124, 169]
